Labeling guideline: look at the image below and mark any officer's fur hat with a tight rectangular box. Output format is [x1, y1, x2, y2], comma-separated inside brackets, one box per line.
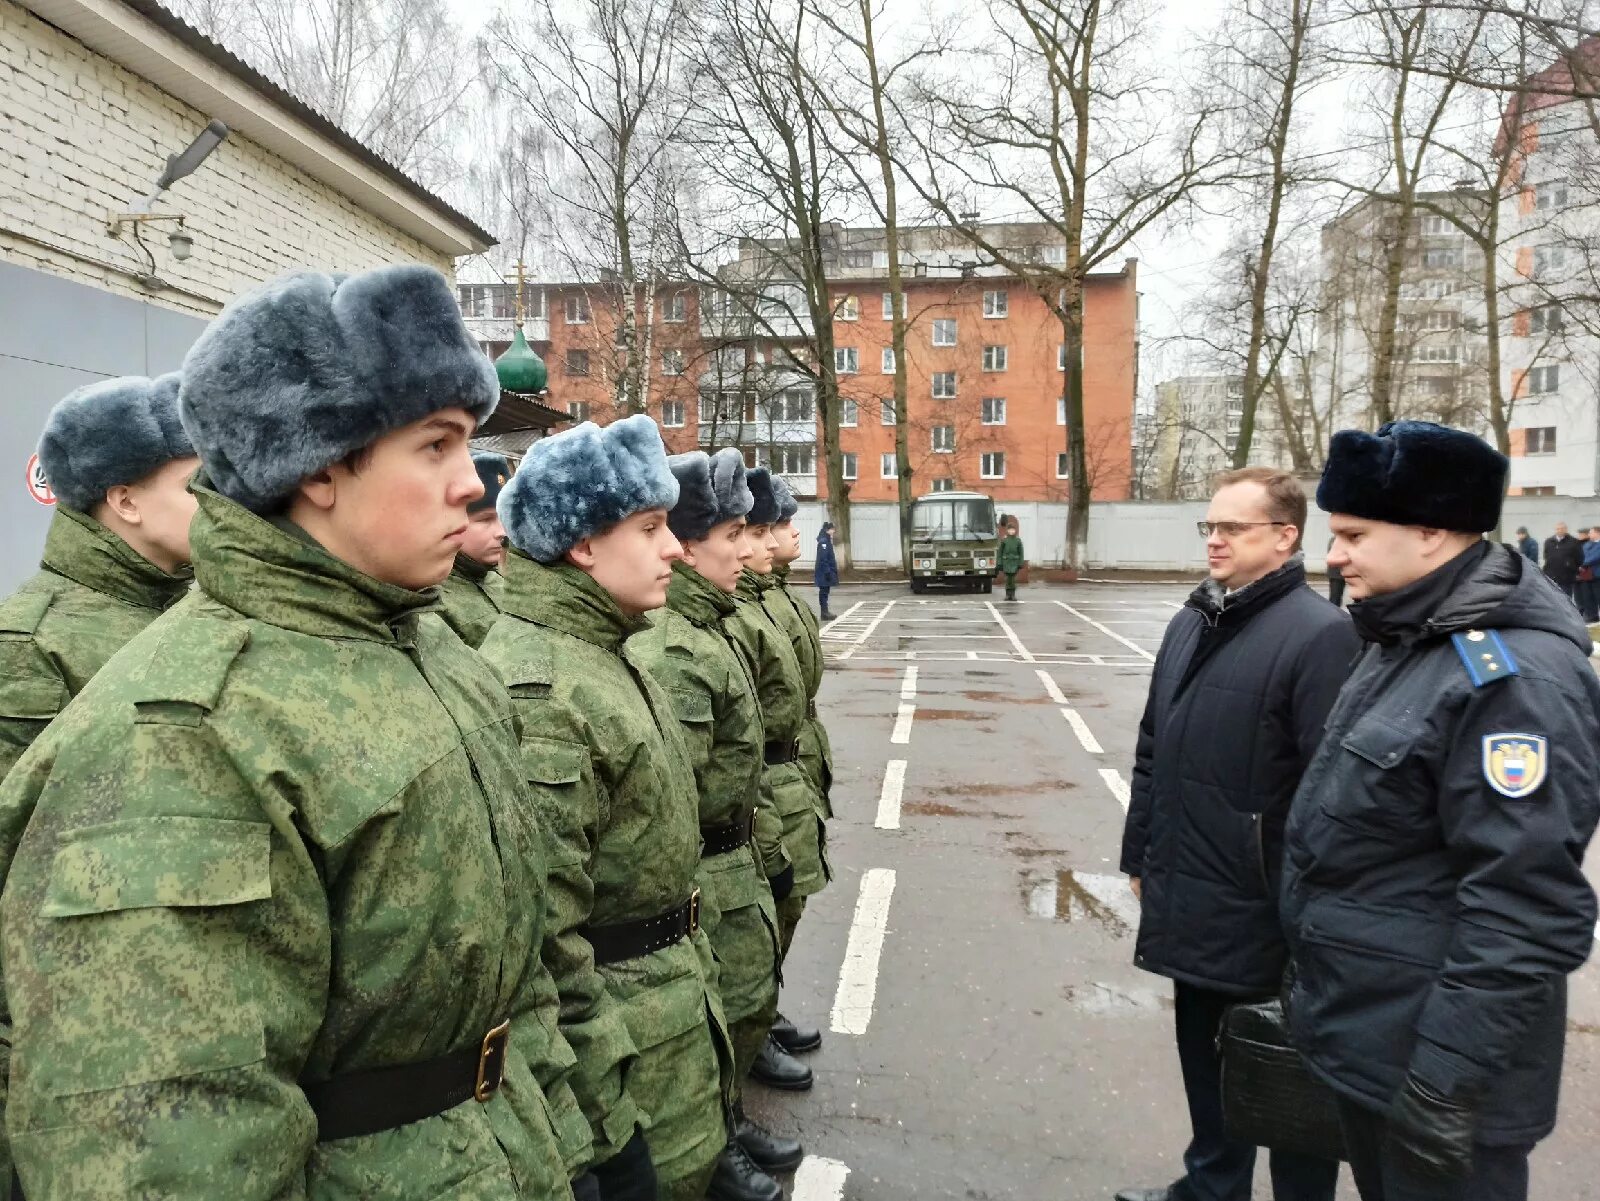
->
[1317, 421, 1508, 534]
[666, 448, 754, 542]
[746, 467, 780, 525]
[470, 451, 513, 515]
[499, 415, 679, 562]
[770, 473, 800, 522]
[37, 372, 195, 512]
[179, 265, 499, 512]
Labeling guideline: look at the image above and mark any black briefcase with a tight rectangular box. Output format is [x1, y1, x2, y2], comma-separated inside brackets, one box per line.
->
[1218, 998, 1346, 1161]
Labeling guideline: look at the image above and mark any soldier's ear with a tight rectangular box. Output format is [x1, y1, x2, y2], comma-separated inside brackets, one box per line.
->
[100, 482, 143, 527]
[296, 467, 339, 514]
[566, 537, 598, 570]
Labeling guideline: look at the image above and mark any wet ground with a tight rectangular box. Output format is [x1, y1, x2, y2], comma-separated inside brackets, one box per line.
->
[744, 580, 1600, 1201]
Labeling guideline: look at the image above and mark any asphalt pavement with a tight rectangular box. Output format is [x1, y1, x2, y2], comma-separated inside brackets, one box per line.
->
[744, 579, 1600, 1201]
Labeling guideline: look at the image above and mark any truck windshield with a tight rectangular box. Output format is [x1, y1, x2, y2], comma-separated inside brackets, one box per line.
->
[911, 499, 996, 541]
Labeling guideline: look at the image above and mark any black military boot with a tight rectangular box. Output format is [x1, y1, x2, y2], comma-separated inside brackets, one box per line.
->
[707, 1140, 782, 1201]
[751, 1033, 813, 1090]
[737, 1107, 805, 1173]
[770, 1011, 821, 1054]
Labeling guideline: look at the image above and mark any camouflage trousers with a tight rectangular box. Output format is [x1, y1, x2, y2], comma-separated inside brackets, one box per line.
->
[776, 894, 807, 963]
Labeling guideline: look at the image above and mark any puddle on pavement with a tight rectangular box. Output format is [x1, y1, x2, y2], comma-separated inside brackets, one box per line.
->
[964, 670, 1001, 678]
[929, 780, 1074, 797]
[1021, 868, 1139, 935]
[914, 708, 992, 721]
[959, 690, 1051, 704]
[1570, 1021, 1599, 1036]
[1063, 981, 1173, 1015]
[904, 801, 1020, 820]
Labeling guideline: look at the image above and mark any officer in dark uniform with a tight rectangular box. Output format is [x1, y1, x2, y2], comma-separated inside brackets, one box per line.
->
[1282, 421, 1600, 1201]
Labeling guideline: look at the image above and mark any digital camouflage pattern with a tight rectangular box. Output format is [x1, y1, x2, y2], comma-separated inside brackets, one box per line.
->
[630, 561, 781, 1029]
[0, 486, 572, 1201]
[479, 552, 731, 1198]
[438, 552, 506, 649]
[0, 506, 192, 779]
[728, 569, 828, 900]
[770, 564, 834, 818]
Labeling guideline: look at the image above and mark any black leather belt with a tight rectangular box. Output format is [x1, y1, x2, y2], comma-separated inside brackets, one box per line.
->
[580, 891, 701, 965]
[303, 1019, 510, 1142]
[702, 813, 755, 857]
[764, 739, 800, 765]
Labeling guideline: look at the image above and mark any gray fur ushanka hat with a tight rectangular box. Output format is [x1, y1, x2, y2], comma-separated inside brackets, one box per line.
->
[746, 467, 779, 525]
[770, 473, 799, 522]
[667, 448, 754, 542]
[38, 372, 195, 511]
[178, 265, 499, 512]
[499, 415, 679, 562]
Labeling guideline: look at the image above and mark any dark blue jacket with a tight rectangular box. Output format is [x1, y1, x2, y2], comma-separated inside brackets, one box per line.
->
[1517, 534, 1539, 563]
[1282, 543, 1599, 1145]
[1121, 558, 1359, 994]
[813, 531, 839, 588]
[1582, 538, 1600, 571]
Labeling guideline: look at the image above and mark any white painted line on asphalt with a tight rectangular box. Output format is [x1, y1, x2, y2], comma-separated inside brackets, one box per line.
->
[900, 666, 918, 699]
[1062, 708, 1104, 754]
[792, 1156, 851, 1201]
[831, 868, 897, 1036]
[985, 600, 1036, 662]
[818, 599, 864, 638]
[838, 600, 897, 659]
[1054, 601, 1157, 663]
[890, 702, 916, 744]
[1036, 668, 1068, 705]
[1099, 768, 1132, 811]
[875, 759, 907, 830]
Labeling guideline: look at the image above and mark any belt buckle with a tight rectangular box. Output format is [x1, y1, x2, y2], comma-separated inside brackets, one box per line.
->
[475, 1019, 511, 1103]
[688, 887, 702, 936]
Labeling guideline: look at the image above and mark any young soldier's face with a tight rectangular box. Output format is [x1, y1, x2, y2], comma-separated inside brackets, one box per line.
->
[459, 508, 506, 568]
[110, 454, 200, 572]
[301, 408, 482, 591]
[772, 519, 803, 565]
[576, 508, 683, 616]
[1327, 513, 1455, 601]
[744, 523, 777, 574]
[683, 517, 751, 594]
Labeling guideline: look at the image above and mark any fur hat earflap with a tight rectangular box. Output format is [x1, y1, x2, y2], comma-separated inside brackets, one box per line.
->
[499, 415, 679, 562]
[178, 265, 500, 512]
[770, 472, 799, 522]
[746, 466, 779, 525]
[38, 372, 195, 511]
[470, 450, 513, 515]
[1317, 420, 1508, 533]
[667, 448, 753, 542]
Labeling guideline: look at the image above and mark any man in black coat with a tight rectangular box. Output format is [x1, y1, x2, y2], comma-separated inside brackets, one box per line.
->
[1117, 467, 1357, 1201]
[1283, 422, 1599, 1201]
[1541, 521, 1581, 598]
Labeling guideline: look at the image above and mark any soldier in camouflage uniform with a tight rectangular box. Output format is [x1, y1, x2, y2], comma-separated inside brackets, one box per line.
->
[0, 374, 198, 781]
[481, 416, 732, 1201]
[726, 469, 826, 1092]
[0, 266, 574, 1201]
[438, 450, 512, 648]
[630, 449, 803, 1201]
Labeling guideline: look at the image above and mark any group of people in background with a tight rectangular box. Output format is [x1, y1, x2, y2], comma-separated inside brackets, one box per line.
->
[0, 264, 836, 1201]
[1518, 522, 1600, 622]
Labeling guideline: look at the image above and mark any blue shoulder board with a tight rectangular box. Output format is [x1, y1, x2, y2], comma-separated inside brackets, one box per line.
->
[1451, 629, 1519, 687]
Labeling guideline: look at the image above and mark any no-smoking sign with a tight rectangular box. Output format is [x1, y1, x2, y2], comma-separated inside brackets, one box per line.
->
[25, 453, 55, 506]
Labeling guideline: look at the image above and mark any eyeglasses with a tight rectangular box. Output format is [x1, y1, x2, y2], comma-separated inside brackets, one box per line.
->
[1196, 520, 1287, 539]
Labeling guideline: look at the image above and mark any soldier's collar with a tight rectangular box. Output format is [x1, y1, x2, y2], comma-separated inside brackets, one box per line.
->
[41, 505, 193, 612]
[668, 560, 737, 626]
[498, 548, 644, 650]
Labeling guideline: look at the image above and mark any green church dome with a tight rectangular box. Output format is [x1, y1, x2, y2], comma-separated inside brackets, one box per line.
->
[495, 326, 547, 394]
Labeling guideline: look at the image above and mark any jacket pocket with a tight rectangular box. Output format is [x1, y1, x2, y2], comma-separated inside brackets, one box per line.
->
[42, 817, 272, 917]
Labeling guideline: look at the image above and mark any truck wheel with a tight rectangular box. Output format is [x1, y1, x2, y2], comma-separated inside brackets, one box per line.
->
[911, 579, 927, 594]
[982, 578, 993, 594]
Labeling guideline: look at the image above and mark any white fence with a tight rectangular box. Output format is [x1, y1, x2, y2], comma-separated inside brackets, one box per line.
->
[792, 496, 1600, 573]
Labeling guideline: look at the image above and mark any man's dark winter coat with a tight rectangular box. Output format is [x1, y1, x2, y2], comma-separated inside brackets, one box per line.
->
[1543, 532, 1582, 585]
[1282, 543, 1600, 1146]
[1121, 557, 1359, 994]
[1517, 533, 1539, 564]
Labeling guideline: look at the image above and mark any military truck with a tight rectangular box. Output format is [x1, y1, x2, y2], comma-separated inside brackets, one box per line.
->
[909, 491, 999, 593]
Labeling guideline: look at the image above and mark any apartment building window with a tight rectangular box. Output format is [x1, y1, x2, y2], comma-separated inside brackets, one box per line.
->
[841, 452, 858, 481]
[699, 391, 750, 425]
[1530, 303, 1565, 334]
[458, 284, 517, 319]
[931, 477, 954, 493]
[981, 397, 1007, 425]
[932, 318, 957, 347]
[841, 249, 873, 269]
[1057, 397, 1067, 425]
[1534, 181, 1569, 210]
[1414, 310, 1460, 331]
[1411, 345, 1460, 363]
[772, 388, 815, 422]
[932, 425, 955, 452]
[835, 347, 860, 374]
[664, 291, 688, 322]
[882, 292, 896, 319]
[661, 400, 686, 427]
[983, 290, 1009, 318]
[840, 398, 858, 427]
[1523, 485, 1557, 496]
[565, 349, 591, 376]
[761, 445, 815, 474]
[1421, 247, 1461, 269]
[1527, 364, 1561, 394]
[1418, 215, 1455, 235]
[881, 398, 897, 425]
[932, 372, 957, 399]
[1525, 426, 1558, 454]
[982, 345, 1008, 372]
[1040, 245, 1066, 264]
[1534, 245, 1567, 274]
[564, 294, 591, 324]
[882, 347, 896, 374]
[568, 401, 590, 421]
[1056, 453, 1070, 479]
[881, 453, 897, 479]
[837, 294, 860, 321]
[662, 349, 685, 376]
[980, 452, 1006, 479]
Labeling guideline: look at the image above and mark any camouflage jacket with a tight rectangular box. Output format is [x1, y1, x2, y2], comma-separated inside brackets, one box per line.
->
[629, 563, 782, 1023]
[0, 487, 570, 1201]
[767, 566, 834, 808]
[438, 553, 505, 649]
[479, 552, 728, 1174]
[0, 506, 191, 779]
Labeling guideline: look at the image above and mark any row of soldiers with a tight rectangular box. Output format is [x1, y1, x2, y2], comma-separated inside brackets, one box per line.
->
[0, 264, 833, 1201]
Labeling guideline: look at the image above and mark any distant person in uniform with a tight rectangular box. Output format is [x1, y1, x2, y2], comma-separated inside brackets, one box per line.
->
[813, 520, 838, 621]
[1284, 422, 1599, 1201]
[1578, 526, 1600, 623]
[1541, 521, 1581, 599]
[1514, 527, 1538, 564]
[436, 450, 512, 647]
[1118, 467, 1355, 1201]
[998, 521, 1025, 600]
